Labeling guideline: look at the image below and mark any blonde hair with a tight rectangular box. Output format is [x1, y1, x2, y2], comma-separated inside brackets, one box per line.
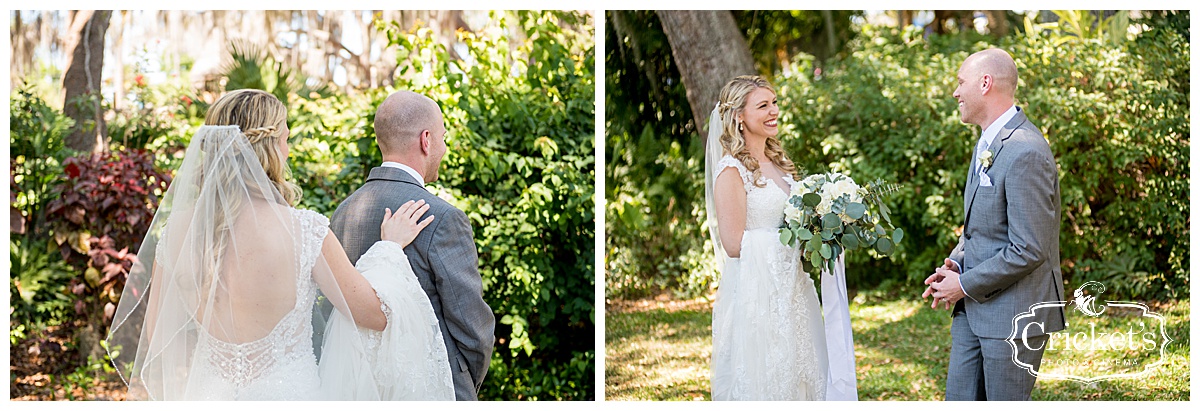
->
[203, 89, 301, 205]
[716, 75, 798, 187]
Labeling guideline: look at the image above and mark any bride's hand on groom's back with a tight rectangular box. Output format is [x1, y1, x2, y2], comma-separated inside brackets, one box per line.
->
[382, 200, 435, 247]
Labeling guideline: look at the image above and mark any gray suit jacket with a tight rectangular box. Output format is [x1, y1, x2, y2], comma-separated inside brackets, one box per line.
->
[949, 108, 1066, 339]
[330, 166, 495, 400]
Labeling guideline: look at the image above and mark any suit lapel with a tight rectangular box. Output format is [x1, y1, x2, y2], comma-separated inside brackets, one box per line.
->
[963, 108, 1028, 229]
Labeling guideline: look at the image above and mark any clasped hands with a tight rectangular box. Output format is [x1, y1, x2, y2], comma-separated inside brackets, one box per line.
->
[922, 258, 965, 310]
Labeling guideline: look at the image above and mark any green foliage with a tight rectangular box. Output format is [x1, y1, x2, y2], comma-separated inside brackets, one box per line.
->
[777, 20, 1188, 299]
[381, 10, 595, 399]
[605, 11, 715, 299]
[107, 67, 207, 158]
[734, 10, 862, 73]
[287, 89, 382, 214]
[606, 13, 1189, 302]
[219, 40, 330, 105]
[10, 85, 79, 340]
[1024, 11, 1131, 46]
[10, 239, 75, 329]
[10, 85, 76, 239]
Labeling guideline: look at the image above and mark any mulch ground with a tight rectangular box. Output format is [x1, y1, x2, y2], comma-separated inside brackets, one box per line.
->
[9, 323, 126, 401]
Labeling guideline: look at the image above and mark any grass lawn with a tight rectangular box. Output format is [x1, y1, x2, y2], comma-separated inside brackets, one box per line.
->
[605, 293, 1190, 401]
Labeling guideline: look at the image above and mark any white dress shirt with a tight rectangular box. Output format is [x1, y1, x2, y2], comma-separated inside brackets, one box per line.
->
[381, 161, 426, 189]
[974, 105, 1019, 175]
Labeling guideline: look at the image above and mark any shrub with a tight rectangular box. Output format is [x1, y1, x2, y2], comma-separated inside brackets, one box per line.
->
[604, 11, 715, 300]
[776, 20, 1188, 300]
[381, 11, 595, 399]
[44, 149, 170, 360]
[10, 86, 78, 344]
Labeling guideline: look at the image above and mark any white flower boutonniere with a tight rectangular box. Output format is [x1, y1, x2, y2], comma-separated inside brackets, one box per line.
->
[978, 150, 994, 169]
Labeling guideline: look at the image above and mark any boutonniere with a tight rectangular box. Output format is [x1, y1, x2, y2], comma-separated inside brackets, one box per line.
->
[978, 150, 994, 169]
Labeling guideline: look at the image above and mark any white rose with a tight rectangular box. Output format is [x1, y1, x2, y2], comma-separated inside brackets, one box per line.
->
[789, 180, 806, 197]
[834, 178, 862, 203]
[784, 203, 804, 223]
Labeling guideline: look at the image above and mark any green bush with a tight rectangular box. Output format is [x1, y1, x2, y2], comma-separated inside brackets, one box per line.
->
[10, 86, 78, 343]
[605, 14, 1189, 302]
[776, 20, 1188, 300]
[604, 11, 716, 300]
[379, 11, 596, 399]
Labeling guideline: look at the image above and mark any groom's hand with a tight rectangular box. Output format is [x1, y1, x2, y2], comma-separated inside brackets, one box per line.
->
[921, 259, 958, 307]
[929, 267, 966, 309]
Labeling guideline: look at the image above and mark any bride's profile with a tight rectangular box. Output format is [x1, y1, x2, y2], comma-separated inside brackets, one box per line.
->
[706, 75, 828, 400]
[105, 89, 454, 400]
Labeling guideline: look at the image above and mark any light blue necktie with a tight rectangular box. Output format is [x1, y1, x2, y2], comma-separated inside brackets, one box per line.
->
[973, 138, 989, 176]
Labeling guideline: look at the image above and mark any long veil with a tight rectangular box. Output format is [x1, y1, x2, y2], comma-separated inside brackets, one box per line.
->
[105, 125, 376, 400]
[704, 103, 727, 272]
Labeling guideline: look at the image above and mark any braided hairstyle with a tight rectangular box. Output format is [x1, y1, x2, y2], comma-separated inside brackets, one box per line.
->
[716, 75, 798, 187]
[203, 89, 301, 205]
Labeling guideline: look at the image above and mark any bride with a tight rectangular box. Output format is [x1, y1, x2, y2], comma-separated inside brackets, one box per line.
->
[105, 89, 454, 400]
[706, 75, 828, 400]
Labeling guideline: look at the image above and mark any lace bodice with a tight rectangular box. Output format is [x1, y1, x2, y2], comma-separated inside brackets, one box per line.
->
[717, 155, 793, 230]
[189, 208, 327, 399]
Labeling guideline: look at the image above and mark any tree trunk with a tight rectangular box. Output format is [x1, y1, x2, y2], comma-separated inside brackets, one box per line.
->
[932, 10, 953, 35]
[656, 10, 756, 136]
[111, 11, 127, 112]
[985, 10, 1009, 38]
[822, 10, 839, 56]
[62, 10, 112, 153]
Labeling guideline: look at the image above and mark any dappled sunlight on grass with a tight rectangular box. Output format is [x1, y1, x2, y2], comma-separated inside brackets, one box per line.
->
[606, 296, 1189, 400]
[606, 297, 713, 401]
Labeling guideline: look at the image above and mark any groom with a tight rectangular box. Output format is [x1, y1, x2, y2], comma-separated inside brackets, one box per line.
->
[923, 49, 1065, 400]
[331, 91, 495, 400]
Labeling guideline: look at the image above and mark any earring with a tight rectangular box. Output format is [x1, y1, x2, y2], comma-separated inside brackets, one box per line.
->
[738, 122, 743, 132]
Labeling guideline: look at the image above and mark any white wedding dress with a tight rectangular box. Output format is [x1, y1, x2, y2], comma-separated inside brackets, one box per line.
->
[106, 126, 453, 401]
[177, 209, 453, 400]
[711, 155, 829, 401]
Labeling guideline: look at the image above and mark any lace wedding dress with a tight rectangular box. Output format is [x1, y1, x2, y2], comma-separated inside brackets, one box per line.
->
[710, 155, 829, 401]
[166, 209, 453, 400]
[106, 126, 452, 401]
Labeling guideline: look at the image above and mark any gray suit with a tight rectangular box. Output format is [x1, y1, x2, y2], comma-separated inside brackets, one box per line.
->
[331, 166, 495, 400]
[945, 108, 1065, 400]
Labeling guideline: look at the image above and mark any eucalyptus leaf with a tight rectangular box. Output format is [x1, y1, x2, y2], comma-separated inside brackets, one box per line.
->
[845, 202, 866, 220]
[893, 227, 904, 244]
[843, 231, 860, 249]
[876, 237, 894, 255]
[802, 193, 822, 207]
[822, 213, 841, 229]
[780, 229, 794, 246]
[820, 243, 831, 259]
[797, 229, 814, 241]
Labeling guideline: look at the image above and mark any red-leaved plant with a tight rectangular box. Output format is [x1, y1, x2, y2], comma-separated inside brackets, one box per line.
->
[44, 149, 170, 359]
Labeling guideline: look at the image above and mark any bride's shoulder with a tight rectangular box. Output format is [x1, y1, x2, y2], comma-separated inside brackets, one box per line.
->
[292, 207, 331, 228]
[716, 155, 750, 177]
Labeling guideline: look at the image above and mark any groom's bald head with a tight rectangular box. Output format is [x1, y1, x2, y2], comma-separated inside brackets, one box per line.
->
[961, 48, 1018, 98]
[954, 48, 1020, 127]
[374, 91, 443, 155]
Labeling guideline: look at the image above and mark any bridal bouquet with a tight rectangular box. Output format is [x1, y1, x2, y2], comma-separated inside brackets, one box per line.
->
[779, 172, 903, 277]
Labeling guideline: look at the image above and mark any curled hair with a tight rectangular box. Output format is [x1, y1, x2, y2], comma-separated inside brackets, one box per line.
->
[193, 90, 299, 305]
[204, 89, 301, 205]
[716, 75, 798, 187]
